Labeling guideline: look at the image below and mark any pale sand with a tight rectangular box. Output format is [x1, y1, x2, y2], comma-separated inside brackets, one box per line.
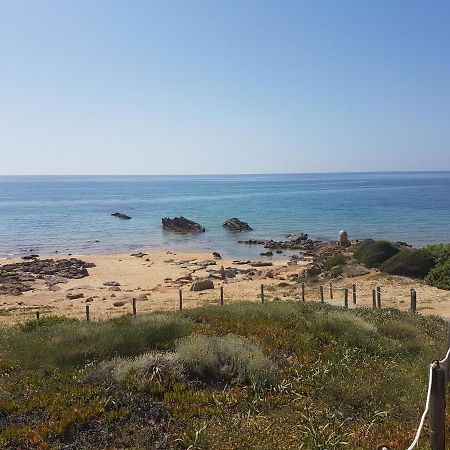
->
[1, 250, 450, 325]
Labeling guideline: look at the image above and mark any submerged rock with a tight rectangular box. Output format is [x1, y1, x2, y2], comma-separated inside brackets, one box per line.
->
[111, 212, 131, 220]
[223, 218, 253, 232]
[162, 217, 205, 233]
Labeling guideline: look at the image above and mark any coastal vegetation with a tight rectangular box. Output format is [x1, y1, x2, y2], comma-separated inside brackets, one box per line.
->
[352, 240, 450, 290]
[0, 302, 446, 449]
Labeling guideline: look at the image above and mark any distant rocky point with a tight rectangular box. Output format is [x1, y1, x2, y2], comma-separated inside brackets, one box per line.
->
[111, 212, 131, 220]
[162, 216, 205, 233]
[223, 218, 252, 232]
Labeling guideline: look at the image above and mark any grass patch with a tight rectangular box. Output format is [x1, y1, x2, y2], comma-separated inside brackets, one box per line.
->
[0, 302, 447, 449]
[323, 253, 347, 270]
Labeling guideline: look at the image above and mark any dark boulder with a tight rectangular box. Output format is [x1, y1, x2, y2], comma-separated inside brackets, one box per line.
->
[223, 218, 253, 232]
[162, 217, 205, 233]
[111, 212, 131, 220]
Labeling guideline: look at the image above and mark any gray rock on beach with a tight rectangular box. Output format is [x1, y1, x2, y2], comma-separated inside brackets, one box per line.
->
[223, 218, 253, 232]
[162, 217, 205, 233]
[190, 279, 214, 291]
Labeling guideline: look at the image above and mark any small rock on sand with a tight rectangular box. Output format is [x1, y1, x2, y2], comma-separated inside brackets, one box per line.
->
[190, 279, 214, 291]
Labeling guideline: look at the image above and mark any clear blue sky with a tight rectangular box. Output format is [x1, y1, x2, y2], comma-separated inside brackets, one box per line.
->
[1, 0, 449, 175]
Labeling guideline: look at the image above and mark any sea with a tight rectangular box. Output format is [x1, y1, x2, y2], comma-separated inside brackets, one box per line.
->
[1, 172, 449, 259]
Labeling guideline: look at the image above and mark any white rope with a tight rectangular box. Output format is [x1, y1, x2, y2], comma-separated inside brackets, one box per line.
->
[406, 364, 433, 450]
[406, 347, 450, 449]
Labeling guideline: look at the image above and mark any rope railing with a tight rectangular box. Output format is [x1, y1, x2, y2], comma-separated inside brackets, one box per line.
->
[406, 345, 450, 450]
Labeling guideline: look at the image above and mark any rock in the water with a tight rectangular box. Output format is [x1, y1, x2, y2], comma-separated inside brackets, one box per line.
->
[260, 251, 273, 257]
[111, 212, 131, 220]
[213, 252, 222, 259]
[190, 279, 214, 291]
[338, 230, 351, 248]
[223, 218, 253, 232]
[162, 217, 205, 233]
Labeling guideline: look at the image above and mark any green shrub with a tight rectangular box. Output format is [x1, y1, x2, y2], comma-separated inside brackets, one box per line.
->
[176, 334, 276, 387]
[426, 260, 450, 290]
[323, 253, 347, 270]
[353, 240, 400, 268]
[381, 248, 435, 279]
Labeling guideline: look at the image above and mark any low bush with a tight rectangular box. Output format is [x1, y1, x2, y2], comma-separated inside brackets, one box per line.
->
[381, 248, 435, 278]
[426, 260, 450, 290]
[176, 333, 276, 387]
[353, 240, 400, 268]
[323, 253, 347, 270]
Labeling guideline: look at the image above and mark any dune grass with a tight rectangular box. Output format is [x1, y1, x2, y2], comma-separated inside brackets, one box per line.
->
[0, 302, 447, 449]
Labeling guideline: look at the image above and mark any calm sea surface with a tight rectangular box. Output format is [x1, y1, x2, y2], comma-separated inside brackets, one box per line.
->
[1, 172, 449, 259]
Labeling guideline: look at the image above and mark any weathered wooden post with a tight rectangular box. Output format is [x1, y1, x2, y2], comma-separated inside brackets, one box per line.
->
[410, 289, 417, 314]
[429, 361, 446, 450]
[179, 289, 183, 310]
[376, 286, 381, 309]
[329, 281, 333, 300]
[301, 282, 305, 302]
[261, 284, 265, 303]
[320, 285, 324, 303]
[352, 284, 356, 304]
[36, 311, 40, 320]
[132, 297, 137, 316]
[85, 305, 90, 322]
[344, 288, 348, 308]
[372, 289, 377, 309]
[220, 286, 224, 306]
[220, 265, 226, 281]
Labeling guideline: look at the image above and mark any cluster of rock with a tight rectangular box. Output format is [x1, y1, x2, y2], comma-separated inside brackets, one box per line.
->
[162, 217, 206, 233]
[238, 233, 322, 253]
[162, 217, 253, 234]
[0, 258, 95, 296]
[223, 218, 252, 232]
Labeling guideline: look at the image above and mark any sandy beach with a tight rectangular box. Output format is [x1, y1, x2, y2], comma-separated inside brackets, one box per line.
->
[1, 248, 450, 325]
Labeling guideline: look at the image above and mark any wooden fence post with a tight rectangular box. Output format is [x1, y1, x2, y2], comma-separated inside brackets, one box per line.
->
[85, 305, 90, 322]
[376, 286, 381, 309]
[36, 311, 40, 320]
[410, 289, 417, 314]
[179, 289, 183, 310]
[261, 284, 265, 303]
[329, 281, 333, 300]
[344, 288, 348, 308]
[132, 297, 137, 316]
[301, 283, 305, 302]
[352, 284, 356, 304]
[429, 362, 446, 450]
[372, 289, 377, 309]
[220, 286, 224, 306]
[320, 285, 324, 303]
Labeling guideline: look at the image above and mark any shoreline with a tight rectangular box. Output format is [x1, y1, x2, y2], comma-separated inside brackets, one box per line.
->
[1, 246, 450, 324]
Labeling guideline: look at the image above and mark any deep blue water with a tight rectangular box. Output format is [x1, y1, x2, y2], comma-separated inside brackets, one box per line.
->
[0, 172, 449, 259]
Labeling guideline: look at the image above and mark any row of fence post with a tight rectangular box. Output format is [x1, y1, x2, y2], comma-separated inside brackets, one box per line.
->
[34, 282, 421, 321]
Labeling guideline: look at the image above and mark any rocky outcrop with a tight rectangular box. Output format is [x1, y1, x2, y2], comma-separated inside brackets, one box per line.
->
[0, 258, 95, 295]
[162, 217, 205, 233]
[111, 212, 131, 220]
[190, 279, 214, 291]
[338, 230, 351, 248]
[223, 218, 252, 232]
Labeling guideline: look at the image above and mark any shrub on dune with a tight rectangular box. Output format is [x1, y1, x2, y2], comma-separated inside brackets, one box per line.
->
[353, 240, 400, 268]
[381, 248, 435, 278]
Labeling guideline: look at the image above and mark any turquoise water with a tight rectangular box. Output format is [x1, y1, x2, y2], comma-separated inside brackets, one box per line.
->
[1, 172, 449, 258]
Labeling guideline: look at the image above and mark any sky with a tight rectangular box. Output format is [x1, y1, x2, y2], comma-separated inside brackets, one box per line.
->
[0, 0, 449, 175]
